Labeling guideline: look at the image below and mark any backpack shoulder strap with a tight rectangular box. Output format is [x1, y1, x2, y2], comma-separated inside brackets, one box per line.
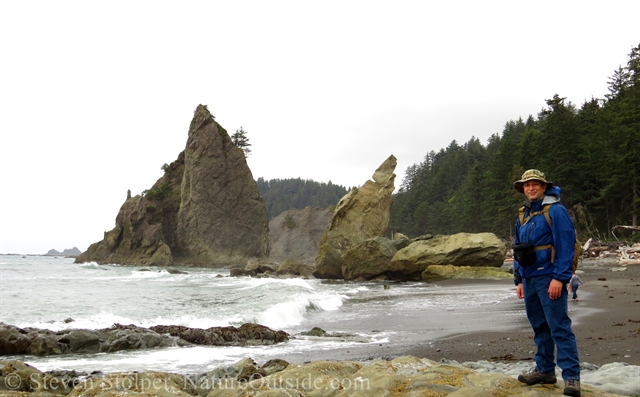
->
[541, 204, 555, 263]
[542, 204, 552, 228]
[520, 205, 547, 226]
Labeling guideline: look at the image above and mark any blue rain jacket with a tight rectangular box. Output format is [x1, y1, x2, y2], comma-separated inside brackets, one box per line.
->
[513, 186, 576, 285]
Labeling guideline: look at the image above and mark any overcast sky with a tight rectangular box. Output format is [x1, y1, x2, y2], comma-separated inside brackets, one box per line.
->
[0, 0, 638, 254]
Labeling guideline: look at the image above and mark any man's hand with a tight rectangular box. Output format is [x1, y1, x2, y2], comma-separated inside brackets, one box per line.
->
[516, 283, 524, 299]
[548, 279, 564, 299]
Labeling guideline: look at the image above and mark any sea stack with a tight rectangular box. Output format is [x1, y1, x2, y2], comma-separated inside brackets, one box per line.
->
[76, 105, 269, 267]
[313, 155, 397, 279]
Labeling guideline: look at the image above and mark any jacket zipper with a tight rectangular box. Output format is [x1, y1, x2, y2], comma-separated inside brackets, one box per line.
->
[527, 221, 535, 244]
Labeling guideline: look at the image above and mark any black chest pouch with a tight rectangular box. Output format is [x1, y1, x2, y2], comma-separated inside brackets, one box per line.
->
[513, 243, 537, 267]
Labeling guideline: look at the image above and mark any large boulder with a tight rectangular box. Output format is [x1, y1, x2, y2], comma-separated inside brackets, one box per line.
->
[0, 359, 78, 395]
[276, 259, 315, 278]
[313, 155, 396, 279]
[76, 105, 269, 267]
[341, 237, 398, 281]
[0, 325, 30, 355]
[268, 206, 331, 263]
[421, 264, 513, 282]
[390, 232, 507, 275]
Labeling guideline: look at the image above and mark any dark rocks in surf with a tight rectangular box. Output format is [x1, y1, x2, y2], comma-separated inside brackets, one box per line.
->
[0, 322, 289, 356]
[149, 323, 289, 346]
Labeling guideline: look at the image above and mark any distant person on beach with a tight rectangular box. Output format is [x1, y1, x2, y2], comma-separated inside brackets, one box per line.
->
[569, 272, 585, 301]
[512, 169, 581, 397]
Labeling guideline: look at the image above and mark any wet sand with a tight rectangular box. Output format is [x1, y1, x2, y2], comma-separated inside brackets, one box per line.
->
[278, 260, 640, 367]
[407, 260, 640, 366]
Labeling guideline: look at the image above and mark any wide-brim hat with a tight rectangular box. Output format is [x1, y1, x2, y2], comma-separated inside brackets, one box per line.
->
[513, 169, 553, 193]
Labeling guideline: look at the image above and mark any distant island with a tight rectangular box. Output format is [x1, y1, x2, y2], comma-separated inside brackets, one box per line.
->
[44, 247, 82, 256]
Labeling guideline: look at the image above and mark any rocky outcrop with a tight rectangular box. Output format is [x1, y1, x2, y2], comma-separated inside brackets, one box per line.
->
[268, 206, 331, 263]
[341, 237, 399, 281]
[75, 192, 176, 267]
[313, 155, 397, 279]
[339, 233, 507, 282]
[175, 105, 269, 265]
[75, 105, 269, 267]
[0, 323, 184, 356]
[275, 259, 315, 278]
[0, 356, 621, 397]
[229, 258, 314, 278]
[422, 264, 513, 282]
[0, 360, 83, 395]
[0, 322, 288, 356]
[389, 232, 507, 276]
[150, 324, 289, 347]
[45, 247, 81, 256]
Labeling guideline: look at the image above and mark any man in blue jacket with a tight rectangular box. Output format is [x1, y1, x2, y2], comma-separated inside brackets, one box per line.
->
[513, 169, 581, 397]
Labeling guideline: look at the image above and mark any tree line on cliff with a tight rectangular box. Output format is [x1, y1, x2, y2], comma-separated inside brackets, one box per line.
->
[389, 43, 639, 242]
[256, 177, 350, 219]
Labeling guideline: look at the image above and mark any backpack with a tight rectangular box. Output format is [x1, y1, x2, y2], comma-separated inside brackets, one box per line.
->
[518, 203, 581, 272]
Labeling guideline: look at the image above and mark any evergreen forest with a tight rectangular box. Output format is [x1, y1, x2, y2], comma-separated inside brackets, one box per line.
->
[389, 44, 639, 243]
[256, 177, 349, 219]
[255, 44, 638, 243]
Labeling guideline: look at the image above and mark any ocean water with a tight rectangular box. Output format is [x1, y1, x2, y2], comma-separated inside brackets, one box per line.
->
[0, 255, 523, 375]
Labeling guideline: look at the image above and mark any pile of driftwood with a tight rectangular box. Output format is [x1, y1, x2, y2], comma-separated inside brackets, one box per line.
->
[582, 237, 640, 266]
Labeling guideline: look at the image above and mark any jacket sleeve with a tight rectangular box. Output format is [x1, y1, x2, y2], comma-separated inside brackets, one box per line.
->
[513, 220, 522, 286]
[549, 204, 576, 283]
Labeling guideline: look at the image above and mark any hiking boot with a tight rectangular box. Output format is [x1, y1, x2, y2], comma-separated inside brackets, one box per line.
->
[517, 368, 557, 385]
[564, 379, 581, 397]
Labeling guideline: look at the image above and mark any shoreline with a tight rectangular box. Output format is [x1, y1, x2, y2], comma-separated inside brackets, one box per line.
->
[405, 260, 640, 367]
[3, 261, 638, 370]
[235, 260, 640, 370]
[1, 260, 638, 396]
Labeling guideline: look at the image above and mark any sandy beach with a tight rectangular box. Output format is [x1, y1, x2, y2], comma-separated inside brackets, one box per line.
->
[408, 259, 640, 366]
[273, 259, 639, 369]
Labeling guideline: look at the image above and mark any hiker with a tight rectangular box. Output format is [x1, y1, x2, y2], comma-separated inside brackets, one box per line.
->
[512, 169, 581, 397]
[569, 272, 585, 301]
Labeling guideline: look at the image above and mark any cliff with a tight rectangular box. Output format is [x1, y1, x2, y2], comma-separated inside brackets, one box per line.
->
[313, 155, 397, 278]
[75, 105, 269, 267]
[268, 206, 332, 263]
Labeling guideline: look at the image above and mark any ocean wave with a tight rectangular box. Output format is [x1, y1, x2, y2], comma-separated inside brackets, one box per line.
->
[18, 311, 139, 332]
[78, 262, 109, 270]
[236, 277, 315, 291]
[128, 269, 173, 279]
[256, 292, 345, 329]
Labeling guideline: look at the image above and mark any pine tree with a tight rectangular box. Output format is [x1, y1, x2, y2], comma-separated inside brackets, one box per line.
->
[231, 126, 252, 158]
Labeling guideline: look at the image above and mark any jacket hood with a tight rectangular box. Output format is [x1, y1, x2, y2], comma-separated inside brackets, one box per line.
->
[542, 185, 562, 205]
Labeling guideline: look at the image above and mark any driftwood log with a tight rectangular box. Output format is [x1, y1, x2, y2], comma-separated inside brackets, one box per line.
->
[611, 225, 640, 240]
[581, 237, 639, 266]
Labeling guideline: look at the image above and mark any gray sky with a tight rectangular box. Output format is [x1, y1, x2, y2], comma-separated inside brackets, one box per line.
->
[1, 0, 638, 255]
